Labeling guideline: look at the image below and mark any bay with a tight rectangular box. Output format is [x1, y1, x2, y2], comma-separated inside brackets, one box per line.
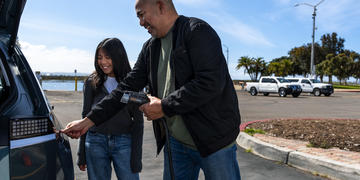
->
[41, 80, 84, 91]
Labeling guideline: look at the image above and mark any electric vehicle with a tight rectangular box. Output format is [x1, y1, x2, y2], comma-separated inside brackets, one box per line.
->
[0, 0, 74, 179]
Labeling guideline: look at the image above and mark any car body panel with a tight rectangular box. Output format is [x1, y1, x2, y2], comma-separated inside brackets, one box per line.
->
[0, 0, 26, 52]
[0, 44, 74, 179]
[300, 79, 312, 92]
[0, 146, 10, 180]
[0, 3, 75, 177]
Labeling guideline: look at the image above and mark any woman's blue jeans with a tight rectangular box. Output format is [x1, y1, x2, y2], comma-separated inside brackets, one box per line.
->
[163, 136, 241, 180]
[85, 132, 139, 180]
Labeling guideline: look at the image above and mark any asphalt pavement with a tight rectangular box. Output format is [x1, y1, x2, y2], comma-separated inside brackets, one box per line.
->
[45, 90, 360, 180]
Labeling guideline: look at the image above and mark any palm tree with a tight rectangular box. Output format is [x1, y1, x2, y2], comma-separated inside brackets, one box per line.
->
[236, 56, 256, 81]
[236, 56, 267, 81]
[253, 57, 266, 81]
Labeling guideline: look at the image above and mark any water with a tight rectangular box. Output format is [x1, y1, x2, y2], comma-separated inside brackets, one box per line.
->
[41, 80, 84, 91]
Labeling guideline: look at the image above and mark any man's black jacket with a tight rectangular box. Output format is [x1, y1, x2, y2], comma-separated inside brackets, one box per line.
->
[87, 15, 241, 157]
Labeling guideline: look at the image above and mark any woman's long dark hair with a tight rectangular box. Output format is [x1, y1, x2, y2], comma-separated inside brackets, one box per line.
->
[89, 38, 131, 90]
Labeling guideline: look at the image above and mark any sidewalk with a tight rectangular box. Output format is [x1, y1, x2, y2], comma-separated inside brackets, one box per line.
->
[334, 88, 360, 92]
[237, 120, 360, 180]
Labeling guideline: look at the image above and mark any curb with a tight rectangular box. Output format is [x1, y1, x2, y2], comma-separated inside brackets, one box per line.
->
[288, 151, 360, 180]
[237, 132, 291, 164]
[237, 132, 360, 180]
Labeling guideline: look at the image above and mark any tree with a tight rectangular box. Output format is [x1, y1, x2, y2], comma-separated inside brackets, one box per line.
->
[316, 61, 326, 82]
[321, 32, 345, 55]
[236, 56, 253, 80]
[288, 43, 325, 77]
[354, 60, 360, 84]
[252, 57, 267, 81]
[346, 51, 360, 84]
[331, 54, 354, 85]
[268, 59, 293, 77]
[316, 54, 336, 83]
[236, 56, 267, 81]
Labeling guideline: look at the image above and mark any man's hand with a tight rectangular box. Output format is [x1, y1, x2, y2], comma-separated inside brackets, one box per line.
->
[60, 117, 95, 139]
[139, 95, 164, 120]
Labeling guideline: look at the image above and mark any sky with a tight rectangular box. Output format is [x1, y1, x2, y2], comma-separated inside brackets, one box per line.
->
[18, 0, 360, 80]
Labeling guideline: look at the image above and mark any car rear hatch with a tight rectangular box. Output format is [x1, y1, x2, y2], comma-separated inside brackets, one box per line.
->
[0, 0, 26, 54]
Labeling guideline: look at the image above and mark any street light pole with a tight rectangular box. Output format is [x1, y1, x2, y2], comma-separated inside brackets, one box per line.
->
[295, 0, 325, 78]
[223, 44, 229, 65]
[74, 69, 77, 91]
[311, 6, 316, 78]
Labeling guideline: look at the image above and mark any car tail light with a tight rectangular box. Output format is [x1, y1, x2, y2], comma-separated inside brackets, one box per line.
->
[10, 118, 53, 140]
[22, 152, 32, 167]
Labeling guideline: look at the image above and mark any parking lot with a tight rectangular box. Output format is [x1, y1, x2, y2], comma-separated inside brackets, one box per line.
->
[238, 90, 360, 122]
[45, 90, 360, 180]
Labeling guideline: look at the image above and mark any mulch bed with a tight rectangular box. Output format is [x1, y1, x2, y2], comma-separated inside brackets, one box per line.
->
[247, 119, 360, 152]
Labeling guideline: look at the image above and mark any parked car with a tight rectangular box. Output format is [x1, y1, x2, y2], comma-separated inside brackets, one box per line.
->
[246, 76, 302, 97]
[287, 78, 334, 96]
[0, 0, 74, 179]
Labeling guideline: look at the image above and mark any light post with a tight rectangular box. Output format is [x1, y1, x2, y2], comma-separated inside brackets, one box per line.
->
[74, 69, 77, 91]
[223, 44, 229, 65]
[295, 0, 325, 78]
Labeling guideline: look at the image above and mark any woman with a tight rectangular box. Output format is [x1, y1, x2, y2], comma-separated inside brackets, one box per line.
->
[77, 38, 143, 180]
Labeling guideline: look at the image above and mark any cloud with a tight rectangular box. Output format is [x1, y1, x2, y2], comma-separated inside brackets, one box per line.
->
[21, 20, 105, 38]
[20, 19, 145, 43]
[20, 41, 138, 73]
[20, 41, 93, 73]
[294, 0, 360, 32]
[208, 12, 274, 47]
[175, 0, 207, 4]
[272, 0, 291, 5]
[174, 0, 221, 7]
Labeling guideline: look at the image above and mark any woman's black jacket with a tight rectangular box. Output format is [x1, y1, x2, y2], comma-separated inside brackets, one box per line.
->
[87, 15, 241, 157]
[77, 77, 144, 173]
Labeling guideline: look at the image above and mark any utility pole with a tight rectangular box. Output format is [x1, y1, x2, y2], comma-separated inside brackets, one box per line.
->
[295, 0, 325, 78]
[74, 69, 77, 91]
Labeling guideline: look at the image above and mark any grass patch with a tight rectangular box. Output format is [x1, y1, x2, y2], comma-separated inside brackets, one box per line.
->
[244, 128, 265, 136]
[333, 85, 360, 89]
[245, 148, 252, 153]
[319, 142, 332, 149]
[308, 141, 332, 149]
[311, 171, 329, 179]
[306, 143, 315, 148]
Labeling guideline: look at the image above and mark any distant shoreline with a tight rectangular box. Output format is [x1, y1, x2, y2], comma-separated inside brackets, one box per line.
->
[41, 76, 251, 83]
[41, 75, 88, 81]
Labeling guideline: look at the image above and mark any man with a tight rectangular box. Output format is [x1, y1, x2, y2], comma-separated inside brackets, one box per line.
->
[62, 0, 241, 179]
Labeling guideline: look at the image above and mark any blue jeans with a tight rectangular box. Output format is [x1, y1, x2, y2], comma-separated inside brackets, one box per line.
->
[163, 136, 241, 180]
[85, 132, 139, 180]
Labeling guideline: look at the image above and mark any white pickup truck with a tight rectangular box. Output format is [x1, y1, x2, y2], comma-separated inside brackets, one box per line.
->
[246, 76, 302, 97]
[286, 78, 334, 96]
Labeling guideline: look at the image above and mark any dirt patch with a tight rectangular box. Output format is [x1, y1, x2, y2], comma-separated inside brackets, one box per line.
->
[247, 119, 360, 152]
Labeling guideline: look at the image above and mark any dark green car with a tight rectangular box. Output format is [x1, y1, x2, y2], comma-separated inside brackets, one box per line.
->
[0, 0, 74, 179]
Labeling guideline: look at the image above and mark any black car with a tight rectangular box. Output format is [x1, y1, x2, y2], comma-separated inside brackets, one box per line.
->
[0, 0, 74, 179]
